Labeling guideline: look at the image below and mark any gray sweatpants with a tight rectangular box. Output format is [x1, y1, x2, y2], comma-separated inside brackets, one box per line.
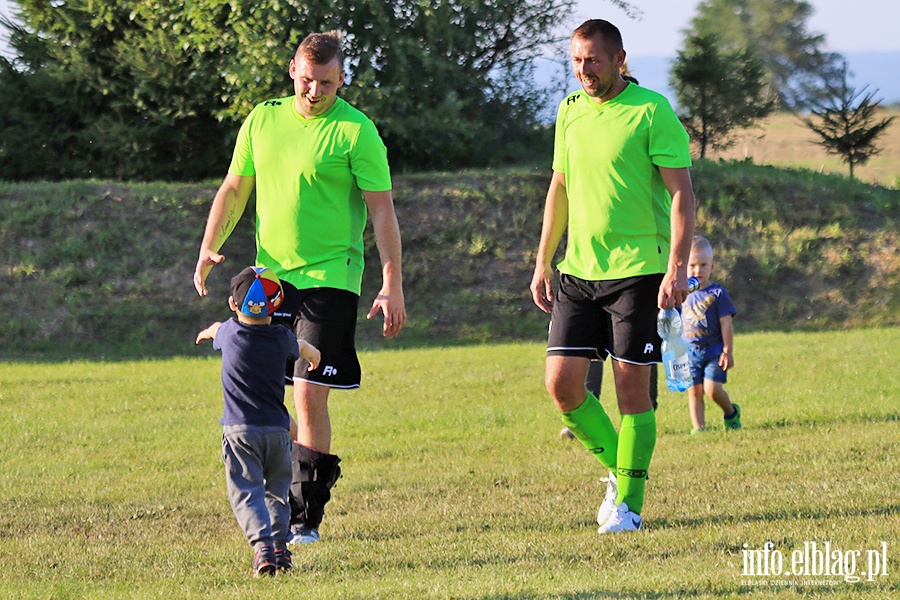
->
[222, 425, 292, 548]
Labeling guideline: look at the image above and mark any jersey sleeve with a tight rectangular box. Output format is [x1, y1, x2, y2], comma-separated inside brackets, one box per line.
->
[350, 119, 392, 192]
[228, 110, 257, 177]
[551, 98, 569, 174]
[648, 99, 692, 169]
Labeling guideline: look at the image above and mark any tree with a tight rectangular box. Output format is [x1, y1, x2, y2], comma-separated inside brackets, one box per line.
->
[1, 0, 597, 179]
[671, 33, 773, 159]
[686, 0, 841, 109]
[802, 62, 896, 180]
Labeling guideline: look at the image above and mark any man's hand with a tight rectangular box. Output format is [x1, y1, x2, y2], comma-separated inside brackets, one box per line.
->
[531, 265, 555, 313]
[367, 289, 406, 338]
[193, 250, 225, 296]
[657, 269, 689, 309]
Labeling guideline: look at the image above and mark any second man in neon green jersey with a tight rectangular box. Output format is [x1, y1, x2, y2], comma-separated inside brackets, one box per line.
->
[194, 31, 405, 546]
[530, 19, 695, 534]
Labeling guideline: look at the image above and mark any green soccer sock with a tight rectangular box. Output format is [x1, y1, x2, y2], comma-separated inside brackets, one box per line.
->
[616, 410, 657, 515]
[560, 392, 618, 470]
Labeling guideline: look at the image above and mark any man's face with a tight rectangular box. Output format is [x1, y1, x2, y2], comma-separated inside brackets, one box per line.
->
[571, 34, 625, 101]
[290, 55, 345, 118]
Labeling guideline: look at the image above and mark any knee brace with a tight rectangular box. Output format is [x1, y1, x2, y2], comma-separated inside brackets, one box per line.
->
[289, 443, 342, 529]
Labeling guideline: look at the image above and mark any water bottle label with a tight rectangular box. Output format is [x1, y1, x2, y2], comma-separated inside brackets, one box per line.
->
[672, 354, 690, 380]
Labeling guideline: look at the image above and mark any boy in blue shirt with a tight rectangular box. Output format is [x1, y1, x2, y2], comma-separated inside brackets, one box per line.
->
[682, 236, 741, 433]
[196, 266, 320, 576]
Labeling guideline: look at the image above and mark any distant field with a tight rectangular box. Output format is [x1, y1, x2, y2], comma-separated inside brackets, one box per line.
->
[1, 330, 897, 598]
[709, 109, 900, 187]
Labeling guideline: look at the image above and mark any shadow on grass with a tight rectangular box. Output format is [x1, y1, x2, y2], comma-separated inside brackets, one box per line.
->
[650, 503, 899, 532]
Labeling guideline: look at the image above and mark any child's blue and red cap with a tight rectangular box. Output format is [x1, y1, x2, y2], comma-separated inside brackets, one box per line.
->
[230, 266, 284, 317]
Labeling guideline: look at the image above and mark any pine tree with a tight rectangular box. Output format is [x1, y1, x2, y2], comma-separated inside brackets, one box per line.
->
[671, 33, 773, 159]
[802, 62, 895, 180]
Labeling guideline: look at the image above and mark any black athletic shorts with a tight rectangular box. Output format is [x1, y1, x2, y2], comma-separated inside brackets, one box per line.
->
[547, 273, 663, 365]
[272, 283, 361, 389]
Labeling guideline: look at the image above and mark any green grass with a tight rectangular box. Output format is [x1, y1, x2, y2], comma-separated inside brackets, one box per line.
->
[1, 329, 897, 598]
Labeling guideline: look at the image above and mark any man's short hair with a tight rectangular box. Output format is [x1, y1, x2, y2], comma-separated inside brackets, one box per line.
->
[573, 19, 623, 54]
[296, 30, 344, 67]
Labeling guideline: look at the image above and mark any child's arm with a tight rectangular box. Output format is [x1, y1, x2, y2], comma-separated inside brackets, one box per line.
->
[718, 315, 735, 370]
[196, 322, 223, 344]
[298, 340, 321, 371]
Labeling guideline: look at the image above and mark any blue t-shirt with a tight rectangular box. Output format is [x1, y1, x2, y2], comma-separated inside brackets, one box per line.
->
[212, 318, 299, 430]
[681, 283, 736, 348]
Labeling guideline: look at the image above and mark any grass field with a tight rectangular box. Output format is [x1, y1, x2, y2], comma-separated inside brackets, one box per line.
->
[1, 328, 897, 599]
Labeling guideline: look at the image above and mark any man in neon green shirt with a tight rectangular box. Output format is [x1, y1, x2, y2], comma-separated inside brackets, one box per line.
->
[194, 31, 405, 548]
[530, 19, 695, 533]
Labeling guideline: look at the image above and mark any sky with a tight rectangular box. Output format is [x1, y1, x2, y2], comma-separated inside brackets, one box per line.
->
[572, 0, 900, 56]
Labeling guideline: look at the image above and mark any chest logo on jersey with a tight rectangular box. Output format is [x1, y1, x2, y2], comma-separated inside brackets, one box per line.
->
[264, 100, 282, 107]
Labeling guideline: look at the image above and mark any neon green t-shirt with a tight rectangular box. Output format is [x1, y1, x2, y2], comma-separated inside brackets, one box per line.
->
[552, 82, 691, 281]
[229, 96, 392, 294]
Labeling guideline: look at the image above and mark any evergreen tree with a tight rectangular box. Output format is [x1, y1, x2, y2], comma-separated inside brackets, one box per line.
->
[802, 62, 895, 180]
[671, 33, 773, 159]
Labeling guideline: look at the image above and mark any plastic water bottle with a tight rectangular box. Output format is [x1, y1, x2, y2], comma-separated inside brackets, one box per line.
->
[657, 277, 701, 392]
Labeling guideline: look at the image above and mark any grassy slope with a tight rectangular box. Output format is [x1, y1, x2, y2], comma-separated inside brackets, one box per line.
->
[0, 162, 898, 358]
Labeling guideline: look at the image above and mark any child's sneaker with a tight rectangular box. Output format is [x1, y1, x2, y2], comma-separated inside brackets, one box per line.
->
[724, 403, 742, 430]
[253, 544, 276, 577]
[274, 547, 293, 574]
[689, 427, 706, 436]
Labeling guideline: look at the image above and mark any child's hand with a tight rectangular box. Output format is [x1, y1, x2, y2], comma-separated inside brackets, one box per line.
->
[196, 322, 222, 344]
[719, 350, 734, 371]
[299, 340, 321, 371]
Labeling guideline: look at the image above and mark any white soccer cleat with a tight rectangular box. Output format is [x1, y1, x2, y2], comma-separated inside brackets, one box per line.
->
[598, 502, 643, 534]
[596, 472, 618, 525]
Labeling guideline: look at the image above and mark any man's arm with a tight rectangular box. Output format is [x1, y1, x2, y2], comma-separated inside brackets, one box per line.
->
[193, 174, 256, 296]
[658, 166, 696, 309]
[530, 170, 569, 313]
[362, 190, 406, 338]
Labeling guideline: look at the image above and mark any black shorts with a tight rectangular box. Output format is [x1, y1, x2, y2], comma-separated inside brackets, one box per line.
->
[547, 273, 663, 365]
[272, 284, 361, 389]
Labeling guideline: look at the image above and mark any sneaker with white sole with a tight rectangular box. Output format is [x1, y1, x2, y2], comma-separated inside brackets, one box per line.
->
[289, 525, 320, 545]
[596, 472, 618, 525]
[598, 502, 643, 534]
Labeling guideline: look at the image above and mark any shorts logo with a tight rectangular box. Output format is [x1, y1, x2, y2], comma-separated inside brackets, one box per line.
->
[644, 343, 654, 354]
[322, 365, 337, 377]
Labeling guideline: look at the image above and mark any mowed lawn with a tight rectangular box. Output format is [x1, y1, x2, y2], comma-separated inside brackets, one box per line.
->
[1, 328, 897, 599]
